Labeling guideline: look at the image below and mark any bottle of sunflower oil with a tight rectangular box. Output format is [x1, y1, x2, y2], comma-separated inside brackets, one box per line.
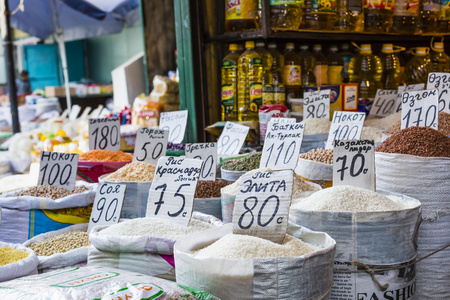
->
[403, 47, 432, 84]
[283, 43, 301, 108]
[268, 42, 286, 104]
[430, 40, 450, 72]
[255, 41, 275, 105]
[238, 41, 263, 121]
[225, 0, 258, 32]
[379, 44, 402, 89]
[221, 44, 240, 121]
[270, 0, 303, 30]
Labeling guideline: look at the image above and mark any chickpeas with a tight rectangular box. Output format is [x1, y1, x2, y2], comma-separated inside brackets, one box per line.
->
[299, 148, 333, 164]
[29, 230, 90, 256]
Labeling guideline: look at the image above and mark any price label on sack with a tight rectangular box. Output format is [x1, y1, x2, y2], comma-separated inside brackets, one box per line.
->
[369, 89, 398, 117]
[427, 72, 450, 113]
[326, 111, 366, 149]
[146, 157, 202, 226]
[303, 89, 331, 119]
[38, 151, 79, 191]
[89, 117, 121, 151]
[185, 143, 217, 181]
[88, 183, 126, 233]
[396, 84, 425, 113]
[133, 127, 169, 165]
[333, 140, 375, 191]
[159, 110, 188, 144]
[232, 170, 293, 244]
[217, 122, 249, 155]
[260, 122, 304, 170]
[401, 89, 439, 130]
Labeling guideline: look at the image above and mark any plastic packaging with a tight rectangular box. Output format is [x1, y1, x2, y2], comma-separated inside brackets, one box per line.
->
[334, 0, 352, 30]
[221, 44, 240, 121]
[348, 43, 383, 114]
[256, 41, 274, 105]
[238, 41, 263, 121]
[430, 41, 450, 72]
[364, 0, 394, 32]
[268, 42, 286, 104]
[392, 0, 420, 33]
[379, 44, 402, 89]
[403, 47, 432, 85]
[283, 43, 302, 107]
[298, 44, 317, 88]
[327, 45, 343, 85]
[304, 0, 337, 30]
[225, 0, 258, 32]
[270, 0, 303, 30]
[312, 44, 328, 86]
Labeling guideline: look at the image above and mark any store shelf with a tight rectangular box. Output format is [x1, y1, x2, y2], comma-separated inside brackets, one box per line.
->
[206, 29, 450, 43]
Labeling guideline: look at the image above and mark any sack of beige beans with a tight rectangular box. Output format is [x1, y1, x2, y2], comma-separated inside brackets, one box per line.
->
[23, 223, 90, 273]
[376, 152, 450, 300]
[290, 186, 422, 300]
[220, 168, 321, 223]
[88, 212, 223, 281]
[294, 148, 333, 189]
[0, 241, 39, 282]
[0, 182, 96, 243]
[174, 223, 336, 300]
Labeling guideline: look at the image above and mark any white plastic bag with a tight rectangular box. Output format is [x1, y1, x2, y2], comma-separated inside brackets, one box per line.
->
[0, 242, 39, 282]
[23, 223, 90, 273]
[375, 152, 450, 300]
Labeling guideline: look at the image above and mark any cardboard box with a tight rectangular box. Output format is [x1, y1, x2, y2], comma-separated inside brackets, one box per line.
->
[45, 86, 75, 97]
[304, 84, 359, 119]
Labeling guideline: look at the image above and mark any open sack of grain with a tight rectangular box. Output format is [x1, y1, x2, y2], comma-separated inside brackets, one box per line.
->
[194, 179, 232, 220]
[290, 186, 422, 300]
[220, 168, 321, 223]
[88, 212, 223, 281]
[295, 148, 333, 188]
[0, 241, 39, 282]
[99, 161, 156, 219]
[23, 223, 90, 273]
[0, 266, 219, 299]
[375, 126, 450, 300]
[0, 181, 96, 243]
[220, 152, 261, 182]
[174, 223, 336, 300]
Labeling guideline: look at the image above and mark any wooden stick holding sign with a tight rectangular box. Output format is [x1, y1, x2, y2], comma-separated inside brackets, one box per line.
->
[427, 72, 450, 113]
[333, 140, 375, 191]
[401, 89, 439, 130]
[260, 122, 304, 170]
[159, 110, 188, 144]
[326, 111, 366, 149]
[217, 122, 249, 155]
[38, 151, 79, 191]
[146, 157, 203, 226]
[89, 117, 121, 151]
[232, 170, 294, 244]
[88, 183, 126, 233]
[303, 89, 331, 120]
[133, 127, 169, 165]
[185, 143, 217, 181]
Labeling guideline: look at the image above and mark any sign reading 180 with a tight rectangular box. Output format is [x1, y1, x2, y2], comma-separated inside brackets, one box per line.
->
[89, 117, 121, 151]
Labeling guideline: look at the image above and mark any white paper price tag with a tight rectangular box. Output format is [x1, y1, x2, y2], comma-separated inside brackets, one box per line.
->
[38, 151, 79, 191]
[333, 140, 375, 191]
[89, 117, 121, 151]
[159, 110, 188, 144]
[370, 89, 398, 117]
[217, 122, 249, 155]
[133, 127, 168, 165]
[303, 89, 331, 119]
[232, 170, 293, 244]
[146, 157, 202, 226]
[401, 89, 439, 130]
[267, 117, 296, 128]
[88, 183, 126, 233]
[396, 84, 425, 113]
[326, 111, 366, 149]
[260, 122, 304, 170]
[185, 143, 217, 181]
[427, 72, 450, 113]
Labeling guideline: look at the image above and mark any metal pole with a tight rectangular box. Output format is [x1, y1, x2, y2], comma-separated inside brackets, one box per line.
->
[2, 0, 20, 133]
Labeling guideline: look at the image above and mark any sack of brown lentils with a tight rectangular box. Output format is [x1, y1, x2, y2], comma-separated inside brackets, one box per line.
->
[23, 223, 90, 273]
[88, 212, 223, 281]
[0, 241, 39, 282]
[0, 181, 97, 244]
[375, 127, 450, 300]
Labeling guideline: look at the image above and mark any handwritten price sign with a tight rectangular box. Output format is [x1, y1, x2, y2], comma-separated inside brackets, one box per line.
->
[217, 122, 249, 155]
[370, 89, 398, 117]
[159, 110, 188, 144]
[38, 151, 79, 191]
[326, 111, 365, 149]
[133, 128, 168, 165]
[401, 89, 439, 130]
[303, 89, 331, 119]
[89, 117, 121, 151]
[427, 72, 450, 113]
[185, 143, 217, 181]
